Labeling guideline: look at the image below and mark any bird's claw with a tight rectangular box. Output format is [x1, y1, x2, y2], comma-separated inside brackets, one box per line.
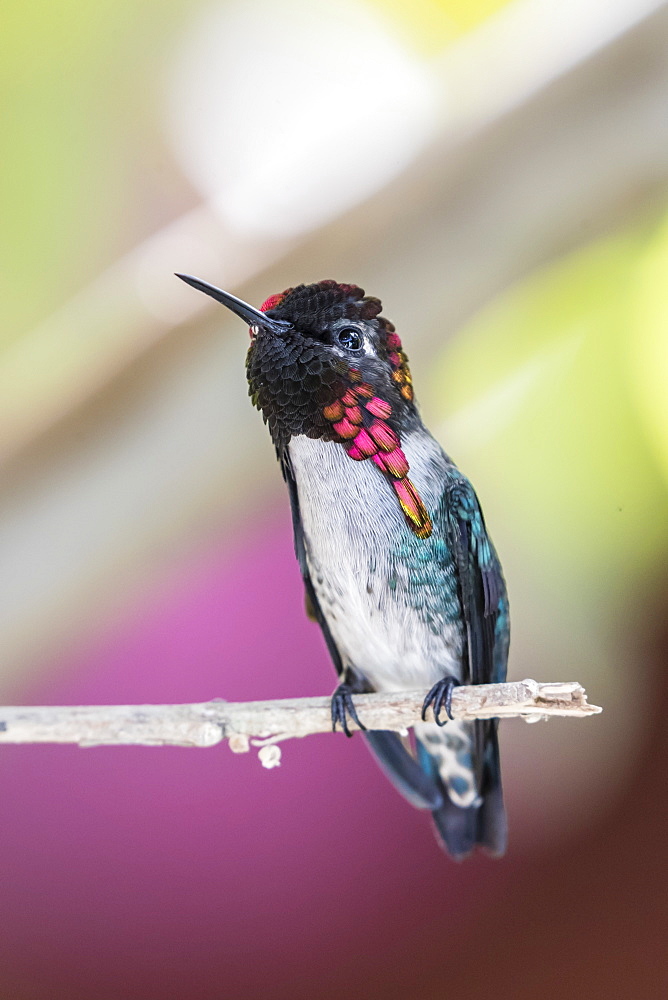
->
[331, 683, 366, 738]
[421, 677, 460, 726]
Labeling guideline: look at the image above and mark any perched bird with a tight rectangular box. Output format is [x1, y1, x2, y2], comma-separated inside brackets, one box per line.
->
[176, 275, 509, 859]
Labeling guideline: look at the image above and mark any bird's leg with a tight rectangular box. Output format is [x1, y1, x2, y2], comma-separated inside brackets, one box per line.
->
[421, 676, 461, 726]
[331, 671, 369, 738]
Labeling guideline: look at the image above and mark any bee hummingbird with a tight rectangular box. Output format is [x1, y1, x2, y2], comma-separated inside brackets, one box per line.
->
[176, 275, 509, 858]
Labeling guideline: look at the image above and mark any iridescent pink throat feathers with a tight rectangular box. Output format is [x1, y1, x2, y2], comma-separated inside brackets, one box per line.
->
[322, 371, 432, 540]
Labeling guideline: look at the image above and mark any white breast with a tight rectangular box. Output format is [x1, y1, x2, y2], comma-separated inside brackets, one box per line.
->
[287, 431, 463, 691]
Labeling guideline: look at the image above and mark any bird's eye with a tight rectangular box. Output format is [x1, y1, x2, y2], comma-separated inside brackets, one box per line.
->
[337, 328, 362, 351]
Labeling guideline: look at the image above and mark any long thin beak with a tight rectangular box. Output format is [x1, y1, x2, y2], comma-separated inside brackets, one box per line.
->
[175, 273, 290, 334]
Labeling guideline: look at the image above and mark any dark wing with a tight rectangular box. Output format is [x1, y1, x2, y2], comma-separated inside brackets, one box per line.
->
[422, 474, 509, 856]
[445, 475, 508, 687]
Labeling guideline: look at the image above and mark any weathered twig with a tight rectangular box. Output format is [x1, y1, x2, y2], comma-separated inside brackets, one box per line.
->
[0, 680, 601, 766]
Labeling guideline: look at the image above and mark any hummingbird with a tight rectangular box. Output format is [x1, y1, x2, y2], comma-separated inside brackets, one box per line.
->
[176, 275, 509, 859]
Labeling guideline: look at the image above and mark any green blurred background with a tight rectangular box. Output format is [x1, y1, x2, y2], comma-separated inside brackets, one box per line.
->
[1, 1, 668, 998]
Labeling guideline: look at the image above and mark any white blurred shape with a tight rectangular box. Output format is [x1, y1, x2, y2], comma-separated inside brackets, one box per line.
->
[167, 0, 436, 238]
[258, 745, 282, 769]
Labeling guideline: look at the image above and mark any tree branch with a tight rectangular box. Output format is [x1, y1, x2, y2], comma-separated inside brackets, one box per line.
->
[0, 680, 601, 765]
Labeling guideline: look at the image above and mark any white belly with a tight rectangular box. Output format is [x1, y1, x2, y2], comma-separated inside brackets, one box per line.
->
[288, 431, 463, 691]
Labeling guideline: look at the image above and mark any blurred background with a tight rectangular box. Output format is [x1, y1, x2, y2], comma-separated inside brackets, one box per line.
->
[1, 0, 668, 996]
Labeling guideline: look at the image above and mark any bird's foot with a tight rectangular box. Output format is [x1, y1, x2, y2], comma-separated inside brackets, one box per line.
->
[331, 683, 367, 738]
[422, 677, 460, 726]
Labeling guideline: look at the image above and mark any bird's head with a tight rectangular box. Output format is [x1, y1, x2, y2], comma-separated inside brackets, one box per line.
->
[176, 275, 416, 452]
[176, 274, 431, 537]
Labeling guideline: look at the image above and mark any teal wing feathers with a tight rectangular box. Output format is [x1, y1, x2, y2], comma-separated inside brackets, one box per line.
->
[425, 470, 509, 857]
[441, 473, 509, 687]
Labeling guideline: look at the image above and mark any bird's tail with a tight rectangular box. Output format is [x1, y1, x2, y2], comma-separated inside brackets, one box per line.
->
[415, 718, 506, 860]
